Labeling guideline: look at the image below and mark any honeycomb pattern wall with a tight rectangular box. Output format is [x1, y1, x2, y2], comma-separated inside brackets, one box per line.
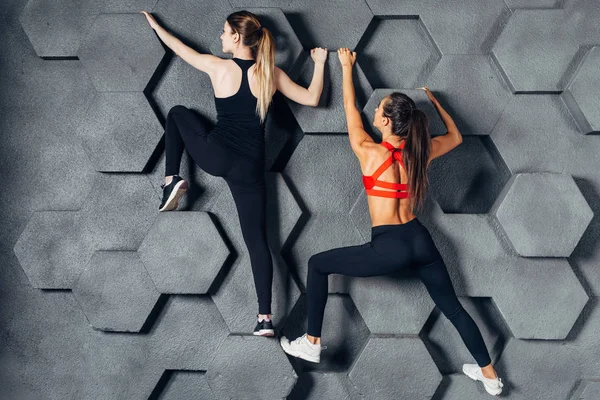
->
[2, 0, 600, 399]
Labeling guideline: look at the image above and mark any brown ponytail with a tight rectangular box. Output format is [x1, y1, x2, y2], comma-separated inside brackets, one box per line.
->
[226, 11, 275, 123]
[382, 93, 431, 210]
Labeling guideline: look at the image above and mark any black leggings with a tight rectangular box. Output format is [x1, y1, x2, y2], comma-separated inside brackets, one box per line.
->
[165, 105, 273, 314]
[307, 218, 492, 367]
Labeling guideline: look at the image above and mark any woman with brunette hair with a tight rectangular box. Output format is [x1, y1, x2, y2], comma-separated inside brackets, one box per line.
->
[142, 10, 328, 336]
[280, 48, 503, 396]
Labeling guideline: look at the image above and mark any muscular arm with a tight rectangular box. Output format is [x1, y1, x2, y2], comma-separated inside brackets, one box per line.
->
[144, 12, 221, 75]
[275, 62, 325, 107]
[341, 56, 373, 156]
[427, 91, 462, 162]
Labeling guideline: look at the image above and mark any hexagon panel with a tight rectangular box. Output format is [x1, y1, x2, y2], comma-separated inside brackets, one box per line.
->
[78, 92, 163, 172]
[210, 8, 303, 72]
[156, 371, 216, 400]
[356, 18, 440, 89]
[13, 211, 94, 289]
[428, 136, 511, 214]
[425, 55, 512, 135]
[492, 173, 593, 257]
[230, 0, 373, 49]
[78, 13, 166, 92]
[349, 275, 434, 335]
[148, 296, 229, 371]
[288, 372, 361, 400]
[348, 337, 442, 400]
[138, 212, 230, 294]
[72, 251, 160, 332]
[562, 46, 600, 134]
[491, 9, 580, 92]
[206, 335, 297, 399]
[287, 53, 373, 134]
[19, 0, 103, 57]
[490, 94, 580, 174]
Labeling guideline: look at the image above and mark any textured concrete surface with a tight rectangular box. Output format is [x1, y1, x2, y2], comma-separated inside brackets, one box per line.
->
[78, 13, 165, 92]
[493, 173, 593, 257]
[72, 251, 160, 332]
[4, 0, 600, 398]
[562, 46, 600, 134]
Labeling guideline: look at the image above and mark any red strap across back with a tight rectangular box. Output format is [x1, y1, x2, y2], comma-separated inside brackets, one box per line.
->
[362, 141, 409, 199]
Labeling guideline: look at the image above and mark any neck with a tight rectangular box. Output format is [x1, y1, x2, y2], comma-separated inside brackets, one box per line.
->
[232, 47, 254, 60]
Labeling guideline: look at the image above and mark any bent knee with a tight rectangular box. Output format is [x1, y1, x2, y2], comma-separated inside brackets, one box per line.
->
[167, 105, 188, 118]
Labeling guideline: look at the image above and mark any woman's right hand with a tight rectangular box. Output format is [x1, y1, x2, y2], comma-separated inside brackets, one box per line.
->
[311, 47, 328, 64]
[418, 86, 437, 103]
[141, 11, 160, 30]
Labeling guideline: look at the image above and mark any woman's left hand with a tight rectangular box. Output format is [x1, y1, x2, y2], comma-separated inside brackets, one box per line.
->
[337, 48, 356, 68]
[141, 11, 159, 30]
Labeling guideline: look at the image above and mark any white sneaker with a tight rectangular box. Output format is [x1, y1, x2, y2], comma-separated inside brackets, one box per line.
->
[279, 334, 322, 363]
[462, 364, 504, 396]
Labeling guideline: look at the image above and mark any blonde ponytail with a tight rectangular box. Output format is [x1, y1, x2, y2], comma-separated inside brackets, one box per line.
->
[226, 11, 276, 123]
[254, 27, 275, 123]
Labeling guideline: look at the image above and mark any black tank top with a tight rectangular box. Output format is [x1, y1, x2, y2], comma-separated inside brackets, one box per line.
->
[210, 58, 265, 163]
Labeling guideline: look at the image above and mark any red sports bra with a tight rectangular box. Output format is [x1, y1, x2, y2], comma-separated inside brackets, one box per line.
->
[362, 141, 409, 199]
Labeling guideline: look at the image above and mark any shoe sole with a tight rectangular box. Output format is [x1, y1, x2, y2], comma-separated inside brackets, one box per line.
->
[253, 329, 275, 337]
[279, 338, 320, 363]
[463, 367, 502, 396]
[159, 180, 189, 212]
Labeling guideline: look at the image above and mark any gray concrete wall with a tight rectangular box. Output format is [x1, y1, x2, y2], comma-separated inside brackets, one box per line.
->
[2, 0, 600, 398]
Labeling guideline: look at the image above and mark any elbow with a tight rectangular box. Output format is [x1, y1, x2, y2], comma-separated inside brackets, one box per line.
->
[453, 130, 463, 146]
[308, 95, 320, 107]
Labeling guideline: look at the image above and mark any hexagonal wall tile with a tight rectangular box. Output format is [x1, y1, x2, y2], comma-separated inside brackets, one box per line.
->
[504, 0, 561, 7]
[13, 211, 94, 289]
[579, 381, 600, 400]
[288, 372, 361, 400]
[282, 295, 370, 372]
[206, 335, 297, 399]
[287, 53, 373, 133]
[428, 136, 511, 214]
[365, 0, 511, 55]
[78, 92, 163, 172]
[497, 338, 581, 400]
[148, 296, 229, 370]
[72, 251, 160, 332]
[210, 8, 302, 72]
[424, 55, 512, 135]
[156, 371, 216, 400]
[362, 88, 446, 141]
[349, 275, 434, 335]
[283, 135, 363, 213]
[492, 173, 593, 257]
[80, 174, 158, 250]
[138, 212, 230, 294]
[19, 0, 103, 57]
[230, 0, 373, 49]
[491, 9, 580, 92]
[348, 337, 442, 400]
[78, 13, 166, 92]
[492, 257, 588, 339]
[562, 46, 600, 134]
[490, 95, 580, 174]
[356, 18, 440, 89]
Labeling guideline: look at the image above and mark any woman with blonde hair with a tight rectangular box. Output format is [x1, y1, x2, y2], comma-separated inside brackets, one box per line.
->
[142, 10, 328, 335]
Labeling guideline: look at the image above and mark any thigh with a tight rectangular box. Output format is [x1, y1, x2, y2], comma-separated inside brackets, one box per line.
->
[227, 180, 267, 240]
[311, 243, 409, 277]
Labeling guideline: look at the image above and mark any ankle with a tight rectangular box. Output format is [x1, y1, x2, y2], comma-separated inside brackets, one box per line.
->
[306, 334, 320, 345]
[165, 175, 175, 185]
[481, 365, 497, 380]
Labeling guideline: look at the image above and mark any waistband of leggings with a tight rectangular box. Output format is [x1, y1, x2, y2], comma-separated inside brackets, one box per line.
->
[371, 218, 422, 235]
